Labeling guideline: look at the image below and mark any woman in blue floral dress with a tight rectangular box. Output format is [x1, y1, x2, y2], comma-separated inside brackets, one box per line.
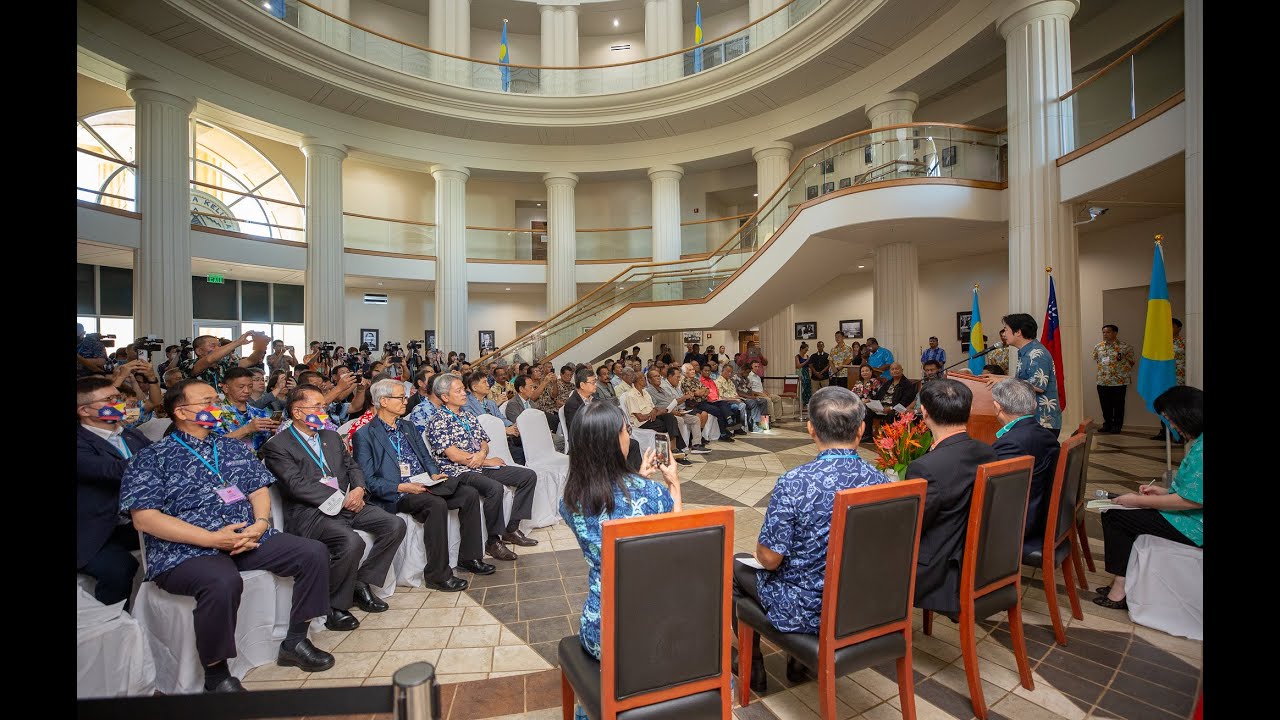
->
[560, 402, 683, 720]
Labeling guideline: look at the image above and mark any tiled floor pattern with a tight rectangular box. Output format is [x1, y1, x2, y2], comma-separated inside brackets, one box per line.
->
[250, 425, 1200, 719]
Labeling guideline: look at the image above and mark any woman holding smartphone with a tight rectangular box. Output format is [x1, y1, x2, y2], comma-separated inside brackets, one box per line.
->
[254, 369, 294, 412]
[561, 402, 682, 720]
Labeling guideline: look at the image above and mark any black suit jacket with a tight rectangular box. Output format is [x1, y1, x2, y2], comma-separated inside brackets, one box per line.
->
[77, 424, 152, 568]
[563, 391, 592, 432]
[992, 417, 1061, 542]
[352, 416, 452, 513]
[261, 427, 368, 537]
[906, 433, 999, 613]
[873, 377, 919, 410]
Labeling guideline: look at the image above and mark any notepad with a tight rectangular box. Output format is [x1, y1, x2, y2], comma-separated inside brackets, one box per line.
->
[410, 471, 447, 487]
[1086, 499, 1140, 511]
[735, 556, 764, 570]
[892, 403, 909, 414]
[865, 400, 885, 414]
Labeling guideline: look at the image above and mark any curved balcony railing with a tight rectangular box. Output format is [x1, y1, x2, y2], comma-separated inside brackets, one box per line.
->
[343, 212, 436, 257]
[254, 0, 827, 97]
[479, 123, 1007, 365]
[576, 214, 752, 262]
[1059, 14, 1184, 157]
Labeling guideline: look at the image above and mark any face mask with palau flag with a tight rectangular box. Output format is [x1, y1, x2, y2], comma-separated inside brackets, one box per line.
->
[98, 402, 127, 423]
[303, 413, 331, 431]
[192, 406, 223, 428]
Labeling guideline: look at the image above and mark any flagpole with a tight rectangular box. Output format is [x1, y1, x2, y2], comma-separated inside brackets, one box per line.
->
[1153, 233, 1174, 480]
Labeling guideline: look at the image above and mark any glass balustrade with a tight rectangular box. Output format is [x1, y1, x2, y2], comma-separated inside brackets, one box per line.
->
[466, 227, 543, 261]
[255, 0, 828, 97]
[343, 214, 435, 256]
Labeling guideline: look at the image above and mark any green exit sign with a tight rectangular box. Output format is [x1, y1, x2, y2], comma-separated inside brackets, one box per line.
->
[206, 273, 225, 284]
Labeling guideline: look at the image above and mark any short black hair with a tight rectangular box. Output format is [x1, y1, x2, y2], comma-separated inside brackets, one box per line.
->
[920, 378, 973, 426]
[866, 337, 879, 345]
[222, 366, 255, 384]
[513, 375, 529, 392]
[77, 376, 116, 405]
[415, 368, 435, 386]
[596, 366, 609, 378]
[1172, 318, 1182, 328]
[982, 364, 1006, 375]
[808, 386, 866, 444]
[1103, 324, 1119, 333]
[923, 359, 942, 370]
[163, 378, 209, 419]
[466, 370, 488, 390]
[1002, 313, 1038, 340]
[297, 370, 326, 387]
[286, 385, 324, 418]
[1153, 385, 1203, 440]
[575, 368, 595, 388]
[165, 345, 179, 353]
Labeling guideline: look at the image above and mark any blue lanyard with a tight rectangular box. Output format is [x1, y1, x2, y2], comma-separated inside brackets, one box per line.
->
[819, 452, 861, 460]
[172, 436, 226, 485]
[289, 426, 332, 474]
[115, 435, 132, 460]
[446, 408, 472, 434]
[388, 430, 403, 457]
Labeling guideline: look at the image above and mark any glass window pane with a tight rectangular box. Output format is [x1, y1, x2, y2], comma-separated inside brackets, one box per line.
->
[272, 324, 307, 359]
[99, 318, 135, 348]
[240, 322, 272, 358]
[193, 276, 239, 320]
[273, 283, 303, 324]
[99, 266, 133, 317]
[241, 281, 271, 321]
[77, 316, 98, 334]
[78, 264, 96, 314]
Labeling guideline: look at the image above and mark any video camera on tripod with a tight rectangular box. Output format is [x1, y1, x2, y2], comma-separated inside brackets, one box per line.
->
[133, 335, 163, 362]
[382, 341, 404, 365]
[87, 333, 116, 348]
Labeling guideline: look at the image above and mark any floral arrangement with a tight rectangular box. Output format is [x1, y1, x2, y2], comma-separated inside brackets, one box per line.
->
[871, 411, 933, 479]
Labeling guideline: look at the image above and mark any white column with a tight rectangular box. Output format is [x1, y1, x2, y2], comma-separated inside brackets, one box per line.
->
[752, 141, 792, 243]
[301, 139, 348, 345]
[127, 79, 194, 347]
[539, 4, 556, 66]
[649, 164, 684, 301]
[872, 242, 919, 372]
[452, 0, 471, 57]
[865, 91, 919, 169]
[544, 172, 579, 313]
[429, 0, 446, 49]
[644, 0, 662, 55]
[1184, 0, 1202, 388]
[431, 165, 470, 355]
[758, 304, 795, 398]
[998, 0, 1083, 429]
[563, 5, 579, 65]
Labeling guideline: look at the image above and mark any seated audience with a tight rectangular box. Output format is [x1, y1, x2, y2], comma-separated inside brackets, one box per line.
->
[907, 378, 998, 616]
[488, 366, 514, 404]
[593, 365, 618, 405]
[700, 364, 746, 435]
[682, 363, 736, 442]
[645, 368, 706, 452]
[77, 376, 152, 608]
[528, 364, 562, 432]
[353, 379, 491, 592]
[121, 379, 335, 691]
[617, 368, 695, 466]
[406, 367, 436, 414]
[734, 386, 889, 690]
[749, 361, 785, 423]
[506, 375, 565, 452]
[989, 379, 1061, 542]
[714, 360, 760, 432]
[181, 331, 268, 388]
[563, 367, 597, 432]
[214, 367, 279, 451]
[262, 386, 407, 631]
[561, 402, 682, 720]
[869, 362, 919, 424]
[255, 369, 294, 412]
[462, 370, 524, 464]
[247, 367, 268, 406]
[1094, 385, 1203, 609]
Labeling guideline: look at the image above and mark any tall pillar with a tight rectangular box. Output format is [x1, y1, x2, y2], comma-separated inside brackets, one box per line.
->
[544, 172, 579, 313]
[301, 139, 348, 344]
[429, 0, 446, 49]
[752, 141, 793, 245]
[648, 164, 684, 301]
[758, 304, 795, 398]
[1184, 0, 1202, 387]
[872, 242, 919, 372]
[431, 165, 470, 354]
[998, 0, 1083, 429]
[865, 91, 919, 170]
[127, 78, 194, 348]
[539, 3, 580, 93]
[452, 0, 471, 57]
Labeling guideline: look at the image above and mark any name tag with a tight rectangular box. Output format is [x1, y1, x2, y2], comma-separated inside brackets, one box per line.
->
[225, 459, 253, 467]
[320, 476, 340, 490]
[318, 490, 345, 516]
[399, 462, 411, 478]
[215, 485, 246, 504]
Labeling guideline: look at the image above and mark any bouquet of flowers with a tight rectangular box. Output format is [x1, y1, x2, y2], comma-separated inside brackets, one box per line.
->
[871, 411, 933, 479]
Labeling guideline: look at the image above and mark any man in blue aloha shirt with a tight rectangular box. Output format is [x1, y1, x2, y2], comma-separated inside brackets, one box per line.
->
[1000, 313, 1061, 433]
[733, 386, 890, 692]
[866, 337, 896, 380]
[213, 367, 280, 452]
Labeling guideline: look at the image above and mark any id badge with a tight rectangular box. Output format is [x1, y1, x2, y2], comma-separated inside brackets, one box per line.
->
[216, 485, 246, 504]
[318, 490, 345, 516]
[320, 476, 340, 490]
[399, 462, 411, 478]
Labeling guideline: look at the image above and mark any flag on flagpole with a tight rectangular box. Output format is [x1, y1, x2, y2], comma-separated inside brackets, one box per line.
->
[1040, 273, 1067, 410]
[1137, 239, 1176, 412]
[693, 2, 705, 73]
[967, 286, 985, 374]
[499, 20, 511, 92]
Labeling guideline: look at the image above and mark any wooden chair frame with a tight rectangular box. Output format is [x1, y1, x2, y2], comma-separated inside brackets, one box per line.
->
[1036, 433, 1086, 644]
[1070, 419, 1099, 588]
[560, 506, 735, 720]
[738, 480, 928, 720]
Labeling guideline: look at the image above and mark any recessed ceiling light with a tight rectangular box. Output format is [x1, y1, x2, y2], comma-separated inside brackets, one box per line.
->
[378, 281, 384, 286]
[262, 2, 270, 8]
[505, 287, 511, 291]
[537, 203, 542, 207]
[857, 265, 865, 269]
[752, 193, 758, 197]
[613, 18, 620, 27]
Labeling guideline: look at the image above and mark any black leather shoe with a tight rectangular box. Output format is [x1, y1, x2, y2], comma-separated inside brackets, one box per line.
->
[676, 457, 694, 466]
[785, 655, 811, 683]
[501, 530, 539, 547]
[457, 558, 496, 575]
[425, 575, 469, 592]
[487, 539, 519, 561]
[205, 676, 246, 693]
[277, 639, 335, 672]
[719, 433, 736, 443]
[730, 647, 768, 693]
[324, 608, 360, 632]
[353, 582, 389, 613]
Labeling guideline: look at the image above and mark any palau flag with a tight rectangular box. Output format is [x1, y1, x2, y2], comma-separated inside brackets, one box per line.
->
[1041, 274, 1066, 409]
[1137, 240, 1176, 414]
[693, 2, 704, 72]
[499, 20, 511, 92]
[968, 286, 985, 374]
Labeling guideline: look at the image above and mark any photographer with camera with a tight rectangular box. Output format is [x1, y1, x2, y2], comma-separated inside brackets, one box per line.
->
[113, 358, 163, 425]
[157, 345, 181, 379]
[330, 365, 371, 423]
[77, 323, 109, 378]
[181, 331, 270, 388]
[267, 340, 299, 374]
[256, 369, 295, 413]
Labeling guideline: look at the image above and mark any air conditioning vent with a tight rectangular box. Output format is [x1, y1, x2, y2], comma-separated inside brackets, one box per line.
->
[610, 44, 631, 51]
[363, 293, 388, 305]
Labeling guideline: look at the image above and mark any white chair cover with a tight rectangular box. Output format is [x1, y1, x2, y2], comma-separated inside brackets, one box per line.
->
[632, 427, 658, 455]
[77, 584, 156, 698]
[478, 414, 516, 465]
[419, 429, 510, 564]
[679, 413, 720, 446]
[516, 409, 569, 469]
[336, 418, 357, 437]
[498, 400, 510, 417]
[558, 406, 570, 449]
[1125, 534, 1203, 641]
[135, 418, 172, 442]
[480, 413, 561, 528]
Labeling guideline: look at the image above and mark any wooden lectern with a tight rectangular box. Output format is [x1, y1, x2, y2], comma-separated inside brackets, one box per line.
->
[946, 372, 1000, 444]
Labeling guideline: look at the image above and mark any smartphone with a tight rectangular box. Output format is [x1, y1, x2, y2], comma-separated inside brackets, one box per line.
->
[270, 410, 284, 422]
[653, 432, 671, 466]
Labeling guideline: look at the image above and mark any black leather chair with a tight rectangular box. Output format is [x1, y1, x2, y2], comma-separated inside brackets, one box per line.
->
[922, 455, 1037, 719]
[1022, 432, 1086, 646]
[736, 480, 928, 720]
[1070, 419, 1099, 587]
[558, 507, 734, 720]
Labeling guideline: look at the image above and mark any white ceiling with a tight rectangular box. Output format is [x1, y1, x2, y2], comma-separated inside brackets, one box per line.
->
[381, 0, 744, 37]
[1073, 153, 1184, 235]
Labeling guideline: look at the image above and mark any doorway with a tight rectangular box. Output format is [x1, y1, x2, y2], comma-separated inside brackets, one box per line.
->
[737, 330, 759, 357]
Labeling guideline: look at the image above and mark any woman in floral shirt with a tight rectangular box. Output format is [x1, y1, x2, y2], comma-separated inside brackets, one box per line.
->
[850, 364, 881, 401]
[561, 402, 682, 720]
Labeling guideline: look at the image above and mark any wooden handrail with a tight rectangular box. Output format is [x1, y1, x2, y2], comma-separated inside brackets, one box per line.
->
[1059, 13, 1184, 101]
[191, 210, 305, 232]
[343, 211, 435, 226]
[467, 225, 539, 233]
[576, 214, 751, 234]
[190, 179, 306, 208]
[77, 146, 135, 167]
[289, 0, 811, 71]
[77, 187, 134, 203]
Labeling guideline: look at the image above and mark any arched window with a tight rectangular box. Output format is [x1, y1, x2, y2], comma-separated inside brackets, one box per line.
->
[76, 110, 305, 242]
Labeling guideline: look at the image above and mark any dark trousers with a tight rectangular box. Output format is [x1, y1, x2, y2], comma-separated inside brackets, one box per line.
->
[1097, 385, 1128, 431]
[1101, 508, 1196, 576]
[694, 401, 733, 431]
[639, 415, 687, 451]
[153, 533, 330, 665]
[398, 485, 483, 583]
[309, 505, 406, 609]
[626, 438, 642, 473]
[731, 553, 763, 660]
[544, 410, 560, 433]
[80, 524, 140, 608]
[459, 465, 537, 539]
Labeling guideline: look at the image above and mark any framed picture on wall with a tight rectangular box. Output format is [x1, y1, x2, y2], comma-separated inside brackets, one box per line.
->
[806, 185, 819, 200]
[360, 328, 379, 352]
[839, 319, 863, 339]
[956, 311, 973, 342]
[863, 145, 873, 164]
[839, 177, 852, 189]
[822, 181, 836, 194]
[941, 145, 957, 167]
[478, 330, 496, 353]
[819, 158, 835, 174]
[683, 331, 701, 344]
[425, 330, 436, 352]
[794, 321, 817, 340]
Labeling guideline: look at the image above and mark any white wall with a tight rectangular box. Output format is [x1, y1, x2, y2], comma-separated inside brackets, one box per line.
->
[791, 271, 875, 357]
[344, 286, 547, 359]
[466, 179, 546, 227]
[350, 0, 430, 48]
[471, 28, 540, 67]
[343, 160, 434, 221]
[682, 4, 750, 46]
[580, 32, 646, 65]
[919, 250, 1010, 373]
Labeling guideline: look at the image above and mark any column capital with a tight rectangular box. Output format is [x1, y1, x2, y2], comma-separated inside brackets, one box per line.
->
[543, 171, 579, 188]
[751, 141, 794, 162]
[865, 91, 919, 124]
[125, 77, 195, 113]
[996, 0, 1078, 37]
[430, 164, 471, 182]
[647, 164, 684, 181]
[300, 137, 349, 159]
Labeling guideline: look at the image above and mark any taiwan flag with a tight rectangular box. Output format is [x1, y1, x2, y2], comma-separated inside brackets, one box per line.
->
[1041, 275, 1066, 410]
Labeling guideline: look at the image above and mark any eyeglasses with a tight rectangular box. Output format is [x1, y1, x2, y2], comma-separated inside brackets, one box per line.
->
[385, 395, 407, 402]
[79, 394, 125, 406]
